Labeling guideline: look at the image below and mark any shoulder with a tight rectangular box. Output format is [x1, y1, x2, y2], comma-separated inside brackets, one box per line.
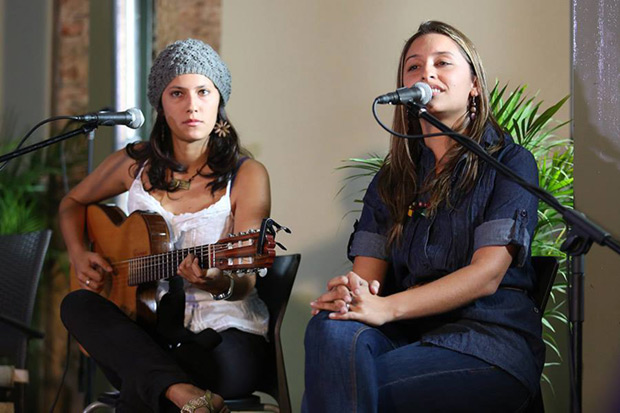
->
[230, 158, 270, 197]
[102, 147, 138, 174]
[487, 142, 539, 187]
[234, 158, 269, 182]
[498, 142, 537, 171]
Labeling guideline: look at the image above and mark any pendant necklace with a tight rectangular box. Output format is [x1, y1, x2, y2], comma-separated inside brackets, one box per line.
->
[170, 169, 201, 190]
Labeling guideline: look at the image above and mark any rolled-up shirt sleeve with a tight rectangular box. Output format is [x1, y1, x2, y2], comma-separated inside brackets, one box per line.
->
[473, 145, 539, 267]
[347, 172, 391, 261]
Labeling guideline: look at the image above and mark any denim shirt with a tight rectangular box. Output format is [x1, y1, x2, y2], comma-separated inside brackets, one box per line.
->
[348, 126, 545, 394]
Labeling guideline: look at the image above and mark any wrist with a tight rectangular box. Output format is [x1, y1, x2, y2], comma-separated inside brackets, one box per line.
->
[211, 273, 234, 301]
[383, 295, 401, 323]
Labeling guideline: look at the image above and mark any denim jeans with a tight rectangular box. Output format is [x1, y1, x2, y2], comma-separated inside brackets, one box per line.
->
[302, 312, 531, 413]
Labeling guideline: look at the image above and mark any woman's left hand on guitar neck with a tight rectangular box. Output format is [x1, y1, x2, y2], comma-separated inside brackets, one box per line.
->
[177, 254, 233, 296]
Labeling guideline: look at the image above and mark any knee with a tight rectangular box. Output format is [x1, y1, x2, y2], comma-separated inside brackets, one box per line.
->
[304, 311, 368, 351]
[60, 289, 99, 329]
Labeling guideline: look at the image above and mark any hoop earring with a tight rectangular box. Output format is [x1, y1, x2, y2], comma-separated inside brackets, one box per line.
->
[213, 119, 231, 138]
[469, 95, 477, 121]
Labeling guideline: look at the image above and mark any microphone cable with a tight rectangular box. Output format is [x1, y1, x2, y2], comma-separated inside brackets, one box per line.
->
[0, 115, 75, 173]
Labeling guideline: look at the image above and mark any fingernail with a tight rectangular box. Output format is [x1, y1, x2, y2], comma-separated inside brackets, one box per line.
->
[344, 296, 351, 303]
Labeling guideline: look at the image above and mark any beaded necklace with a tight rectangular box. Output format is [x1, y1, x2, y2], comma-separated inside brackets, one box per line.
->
[408, 201, 430, 219]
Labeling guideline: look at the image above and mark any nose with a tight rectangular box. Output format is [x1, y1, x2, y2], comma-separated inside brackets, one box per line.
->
[186, 92, 198, 113]
[420, 62, 436, 81]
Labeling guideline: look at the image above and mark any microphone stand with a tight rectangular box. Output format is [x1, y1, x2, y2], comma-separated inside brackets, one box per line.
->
[405, 102, 620, 413]
[0, 123, 98, 164]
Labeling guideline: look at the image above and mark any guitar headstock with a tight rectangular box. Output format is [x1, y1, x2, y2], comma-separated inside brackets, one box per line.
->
[213, 229, 276, 275]
[213, 219, 290, 276]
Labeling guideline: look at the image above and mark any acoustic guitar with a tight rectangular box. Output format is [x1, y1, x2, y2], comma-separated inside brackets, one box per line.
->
[69, 204, 283, 326]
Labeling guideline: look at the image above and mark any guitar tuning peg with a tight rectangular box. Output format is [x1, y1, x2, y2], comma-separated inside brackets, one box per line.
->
[276, 241, 288, 251]
[258, 268, 268, 277]
[278, 225, 291, 234]
[228, 233, 235, 237]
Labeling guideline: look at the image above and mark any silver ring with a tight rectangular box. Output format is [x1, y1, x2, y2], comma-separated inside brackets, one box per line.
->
[85, 278, 91, 286]
[345, 303, 351, 311]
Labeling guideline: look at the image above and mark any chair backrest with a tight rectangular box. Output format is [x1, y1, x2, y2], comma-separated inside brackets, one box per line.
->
[531, 256, 560, 313]
[0, 230, 51, 368]
[254, 254, 301, 413]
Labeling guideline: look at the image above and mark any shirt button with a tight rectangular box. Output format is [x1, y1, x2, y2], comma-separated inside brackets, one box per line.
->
[533, 307, 539, 314]
[520, 210, 528, 218]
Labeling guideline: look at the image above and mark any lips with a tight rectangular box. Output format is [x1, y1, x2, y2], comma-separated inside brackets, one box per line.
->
[428, 85, 444, 96]
[183, 119, 203, 126]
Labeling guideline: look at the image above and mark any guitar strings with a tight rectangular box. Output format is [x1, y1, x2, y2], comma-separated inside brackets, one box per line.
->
[110, 243, 244, 266]
[102, 236, 271, 286]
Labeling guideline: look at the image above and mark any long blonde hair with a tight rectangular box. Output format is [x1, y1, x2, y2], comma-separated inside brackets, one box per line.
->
[378, 21, 504, 246]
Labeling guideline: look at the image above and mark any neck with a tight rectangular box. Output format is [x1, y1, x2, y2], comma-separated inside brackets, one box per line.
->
[420, 120, 453, 166]
[172, 139, 209, 173]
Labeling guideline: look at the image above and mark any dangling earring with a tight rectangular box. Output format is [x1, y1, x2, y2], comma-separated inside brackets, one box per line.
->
[469, 95, 477, 121]
[213, 119, 231, 137]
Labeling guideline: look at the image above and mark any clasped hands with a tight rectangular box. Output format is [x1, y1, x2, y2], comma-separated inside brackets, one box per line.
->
[310, 272, 392, 327]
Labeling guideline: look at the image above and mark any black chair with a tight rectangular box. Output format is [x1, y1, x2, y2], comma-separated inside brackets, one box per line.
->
[531, 256, 560, 313]
[83, 253, 301, 413]
[526, 255, 560, 413]
[0, 230, 52, 413]
[225, 253, 300, 413]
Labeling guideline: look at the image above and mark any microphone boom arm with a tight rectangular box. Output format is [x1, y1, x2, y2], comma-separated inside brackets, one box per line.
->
[0, 123, 98, 164]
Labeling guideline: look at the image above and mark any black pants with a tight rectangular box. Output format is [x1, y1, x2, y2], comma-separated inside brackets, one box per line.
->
[60, 289, 268, 412]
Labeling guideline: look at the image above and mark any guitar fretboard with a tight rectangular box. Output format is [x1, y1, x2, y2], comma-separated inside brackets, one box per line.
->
[124, 243, 225, 286]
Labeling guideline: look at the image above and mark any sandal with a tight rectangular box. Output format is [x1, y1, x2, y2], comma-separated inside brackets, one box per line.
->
[180, 389, 215, 413]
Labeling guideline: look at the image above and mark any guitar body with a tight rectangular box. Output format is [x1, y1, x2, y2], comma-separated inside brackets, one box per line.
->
[69, 204, 171, 325]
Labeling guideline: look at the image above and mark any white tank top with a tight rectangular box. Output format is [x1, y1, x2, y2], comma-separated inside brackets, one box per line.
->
[126, 167, 269, 337]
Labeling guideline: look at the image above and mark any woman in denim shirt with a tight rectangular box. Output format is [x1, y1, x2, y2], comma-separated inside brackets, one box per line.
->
[304, 21, 543, 412]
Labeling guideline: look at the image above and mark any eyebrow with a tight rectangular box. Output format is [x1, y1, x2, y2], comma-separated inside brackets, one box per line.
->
[405, 51, 455, 61]
[167, 84, 208, 90]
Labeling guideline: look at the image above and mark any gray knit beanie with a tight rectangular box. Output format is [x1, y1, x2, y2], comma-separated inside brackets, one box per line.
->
[147, 38, 231, 109]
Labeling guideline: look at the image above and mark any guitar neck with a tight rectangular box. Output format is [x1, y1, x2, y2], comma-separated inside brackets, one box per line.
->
[125, 234, 267, 286]
[126, 243, 221, 286]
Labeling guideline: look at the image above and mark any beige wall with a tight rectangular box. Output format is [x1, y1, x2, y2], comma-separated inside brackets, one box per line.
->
[221, 1, 571, 411]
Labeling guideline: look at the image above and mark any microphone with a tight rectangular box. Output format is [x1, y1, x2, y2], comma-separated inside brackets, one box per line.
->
[73, 108, 145, 129]
[376, 82, 433, 105]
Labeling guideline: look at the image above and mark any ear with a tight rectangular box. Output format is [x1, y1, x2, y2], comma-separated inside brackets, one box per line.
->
[470, 77, 480, 97]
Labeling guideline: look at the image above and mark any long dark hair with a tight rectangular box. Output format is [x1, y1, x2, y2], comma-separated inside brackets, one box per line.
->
[126, 102, 250, 194]
[378, 21, 504, 246]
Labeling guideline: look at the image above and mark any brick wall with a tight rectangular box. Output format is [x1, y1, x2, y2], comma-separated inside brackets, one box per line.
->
[155, 0, 222, 53]
[52, 0, 89, 117]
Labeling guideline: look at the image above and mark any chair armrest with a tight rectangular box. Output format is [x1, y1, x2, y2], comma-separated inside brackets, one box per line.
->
[0, 314, 44, 339]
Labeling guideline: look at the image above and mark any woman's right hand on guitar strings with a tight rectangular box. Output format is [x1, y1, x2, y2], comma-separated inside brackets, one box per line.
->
[71, 250, 113, 293]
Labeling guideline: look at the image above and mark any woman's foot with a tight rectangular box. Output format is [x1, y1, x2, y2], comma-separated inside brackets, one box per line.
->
[166, 383, 228, 412]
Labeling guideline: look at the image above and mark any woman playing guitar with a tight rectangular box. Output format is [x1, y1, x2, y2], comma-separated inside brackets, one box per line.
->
[59, 39, 270, 413]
